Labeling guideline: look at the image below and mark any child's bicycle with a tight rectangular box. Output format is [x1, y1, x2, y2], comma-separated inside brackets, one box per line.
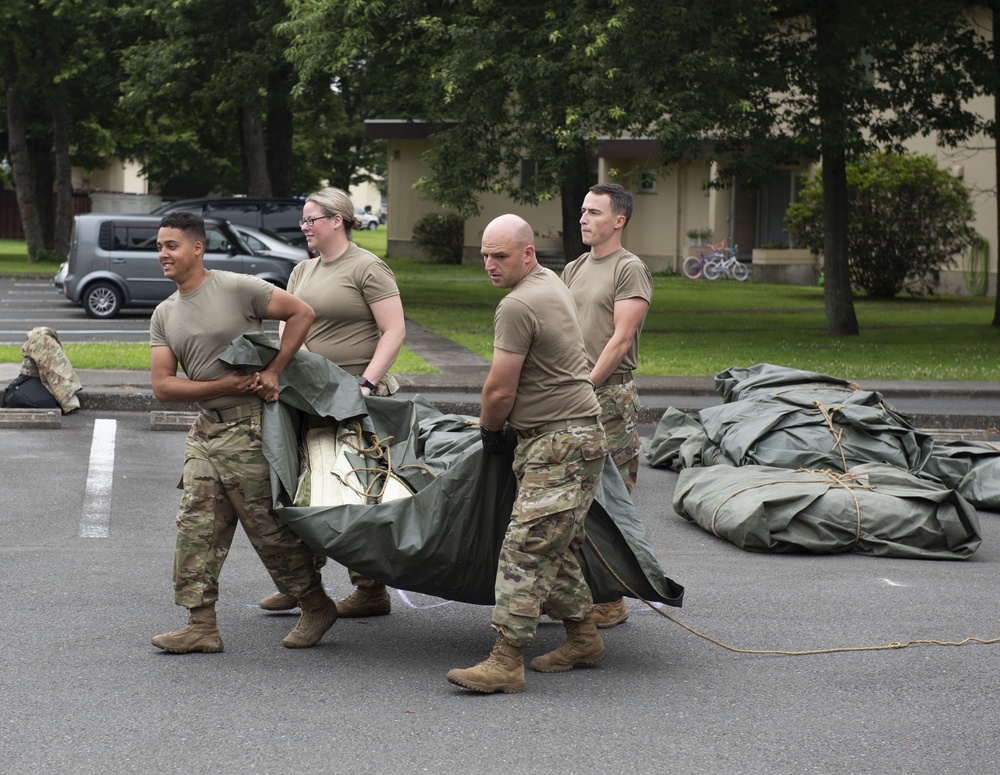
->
[682, 240, 728, 280]
[703, 243, 750, 282]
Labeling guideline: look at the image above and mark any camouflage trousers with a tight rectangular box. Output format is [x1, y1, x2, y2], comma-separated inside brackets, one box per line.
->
[172, 412, 321, 609]
[596, 381, 641, 494]
[491, 422, 608, 647]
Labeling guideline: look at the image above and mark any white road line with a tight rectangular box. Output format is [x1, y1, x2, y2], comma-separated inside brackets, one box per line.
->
[79, 419, 117, 539]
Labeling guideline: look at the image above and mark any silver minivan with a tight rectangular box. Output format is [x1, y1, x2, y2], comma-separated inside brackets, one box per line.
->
[61, 213, 301, 319]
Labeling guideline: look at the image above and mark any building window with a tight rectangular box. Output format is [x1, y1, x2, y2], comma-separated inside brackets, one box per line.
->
[640, 169, 657, 193]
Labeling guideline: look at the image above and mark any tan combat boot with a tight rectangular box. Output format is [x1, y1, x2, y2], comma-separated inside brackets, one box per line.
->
[592, 597, 629, 629]
[447, 635, 526, 694]
[281, 586, 338, 649]
[335, 583, 391, 617]
[258, 592, 298, 611]
[151, 605, 224, 654]
[529, 617, 606, 673]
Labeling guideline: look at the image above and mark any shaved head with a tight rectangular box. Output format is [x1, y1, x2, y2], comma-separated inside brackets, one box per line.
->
[481, 214, 538, 290]
[483, 213, 534, 249]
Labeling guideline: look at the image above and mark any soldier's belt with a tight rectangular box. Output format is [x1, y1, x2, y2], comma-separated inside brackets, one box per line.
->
[201, 400, 263, 423]
[599, 371, 633, 387]
[515, 415, 599, 440]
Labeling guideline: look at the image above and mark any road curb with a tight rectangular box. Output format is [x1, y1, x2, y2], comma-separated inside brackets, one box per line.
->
[54, 387, 1000, 437]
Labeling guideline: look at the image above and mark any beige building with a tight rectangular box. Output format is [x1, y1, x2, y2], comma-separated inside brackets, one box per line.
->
[367, 113, 997, 296]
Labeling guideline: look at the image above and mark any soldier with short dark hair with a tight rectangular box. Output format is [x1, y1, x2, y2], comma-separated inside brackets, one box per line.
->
[446, 214, 609, 694]
[149, 210, 338, 654]
[562, 182, 652, 629]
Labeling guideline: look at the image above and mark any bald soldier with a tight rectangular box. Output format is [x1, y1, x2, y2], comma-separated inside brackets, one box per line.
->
[446, 214, 609, 694]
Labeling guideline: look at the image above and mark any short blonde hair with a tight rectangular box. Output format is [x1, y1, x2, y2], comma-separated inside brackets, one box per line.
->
[306, 187, 362, 232]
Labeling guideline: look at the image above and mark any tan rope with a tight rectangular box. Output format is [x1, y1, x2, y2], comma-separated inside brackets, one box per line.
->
[584, 533, 1000, 656]
[810, 400, 849, 472]
[330, 421, 418, 501]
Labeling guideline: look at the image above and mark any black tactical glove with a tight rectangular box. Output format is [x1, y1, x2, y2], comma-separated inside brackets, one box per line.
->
[480, 424, 511, 455]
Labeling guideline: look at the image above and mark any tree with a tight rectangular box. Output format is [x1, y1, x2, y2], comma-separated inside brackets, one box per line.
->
[2, 0, 124, 261]
[119, 0, 386, 199]
[787, 153, 976, 297]
[615, 0, 987, 335]
[119, 0, 290, 197]
[283, 0, 635, 261]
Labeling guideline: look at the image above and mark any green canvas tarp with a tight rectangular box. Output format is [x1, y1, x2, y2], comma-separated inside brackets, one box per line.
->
[641, 406, 716, 472]
[701, 363, 933, 474]
[672, 463, 982, 559]
[220, 334, 684, 608]
[641, 363, 985, 559]
[921, 441, 1000, 511]
[645, 363, 933, 475]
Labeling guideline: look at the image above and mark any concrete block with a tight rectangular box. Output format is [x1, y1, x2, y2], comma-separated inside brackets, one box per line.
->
[0, 408, 61, 428]
[150, 410, 199, 431]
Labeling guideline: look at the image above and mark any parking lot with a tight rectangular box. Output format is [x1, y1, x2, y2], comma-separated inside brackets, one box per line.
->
[3, 407, 1000, 774]
[0, 277, 278, 346]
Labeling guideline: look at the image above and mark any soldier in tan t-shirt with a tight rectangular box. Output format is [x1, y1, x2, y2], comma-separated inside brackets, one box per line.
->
[261, 187, 405, 619]
[562, 183, 651, 630]
[148, 210, 338, 655]
[446, 214, 609, 695]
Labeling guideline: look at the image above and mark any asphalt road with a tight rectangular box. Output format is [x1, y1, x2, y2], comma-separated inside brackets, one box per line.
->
[3, 410, 999, 774]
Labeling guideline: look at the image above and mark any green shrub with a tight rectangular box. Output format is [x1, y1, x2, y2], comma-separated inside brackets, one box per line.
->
[786, 152, 976, 298]
[412, 212, 465, 264]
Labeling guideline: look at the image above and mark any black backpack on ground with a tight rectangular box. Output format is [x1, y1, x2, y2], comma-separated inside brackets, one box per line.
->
[2, 374, 60, 410]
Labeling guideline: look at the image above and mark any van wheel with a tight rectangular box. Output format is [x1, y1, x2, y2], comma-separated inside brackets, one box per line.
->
[84, 282, 123, 319]
[368, 221, 378, 231]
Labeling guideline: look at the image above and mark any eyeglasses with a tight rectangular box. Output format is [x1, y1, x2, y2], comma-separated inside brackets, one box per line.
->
[298, 214, 335, 228]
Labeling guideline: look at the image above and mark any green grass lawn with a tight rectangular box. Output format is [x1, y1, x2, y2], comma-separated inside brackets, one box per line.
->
[389, 264, 1000, 382]
[3, 232, 999, 381]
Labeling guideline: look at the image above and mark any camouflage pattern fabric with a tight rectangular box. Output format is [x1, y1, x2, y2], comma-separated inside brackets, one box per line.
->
[377, 371, 400, 397]
[595, 381, 640, 493]
[173, 412, 321, 608]
[491, 423, 608, 647]
[20, 326, 82, 413]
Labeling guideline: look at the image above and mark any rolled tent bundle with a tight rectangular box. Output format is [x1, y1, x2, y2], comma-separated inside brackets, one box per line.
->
[671, 463, 981, 559]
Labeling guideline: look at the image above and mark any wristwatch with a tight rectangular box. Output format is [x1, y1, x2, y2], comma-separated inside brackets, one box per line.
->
[358, 376, 378, 394]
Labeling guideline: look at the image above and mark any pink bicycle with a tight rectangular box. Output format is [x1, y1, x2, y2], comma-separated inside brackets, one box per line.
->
[682, 239, 728, 280]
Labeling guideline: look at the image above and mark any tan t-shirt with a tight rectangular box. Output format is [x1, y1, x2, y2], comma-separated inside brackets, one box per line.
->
[494, 264, 601, 430]
[149, 270, 272, 410]
[561, 248, 652, 373]
[285, 244, 400, 375]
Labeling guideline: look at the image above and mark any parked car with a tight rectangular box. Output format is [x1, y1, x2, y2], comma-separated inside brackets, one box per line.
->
[153, 197, 307, 247]
[61, 213, 299, 319]
[231, 223, 311, 262]
[354, 210, 380, 230]
[53, 261, 68, 291]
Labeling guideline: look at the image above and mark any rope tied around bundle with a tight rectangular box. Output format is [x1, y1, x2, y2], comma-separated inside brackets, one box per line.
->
[810, 400, 850, 472]
[331, 421, 435, 502]
[708, 468, 872, 546]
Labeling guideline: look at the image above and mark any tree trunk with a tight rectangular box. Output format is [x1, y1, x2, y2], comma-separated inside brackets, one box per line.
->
[238, 92, 272, 197]
[815, 0, 860, 336]
[3, 53, 46, 262]
[559, 142, 591, 262]
[29, 131, 57, 252]
[992, 5, 1000, 327]
[820, 147, 859, 335]
[266, 65, 295, 197]
[52, 89, 74, 259]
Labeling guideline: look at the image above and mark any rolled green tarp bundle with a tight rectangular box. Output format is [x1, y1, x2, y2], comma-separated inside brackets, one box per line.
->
[921, 440, 1000, 511]
[672, 462, 981, 559]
